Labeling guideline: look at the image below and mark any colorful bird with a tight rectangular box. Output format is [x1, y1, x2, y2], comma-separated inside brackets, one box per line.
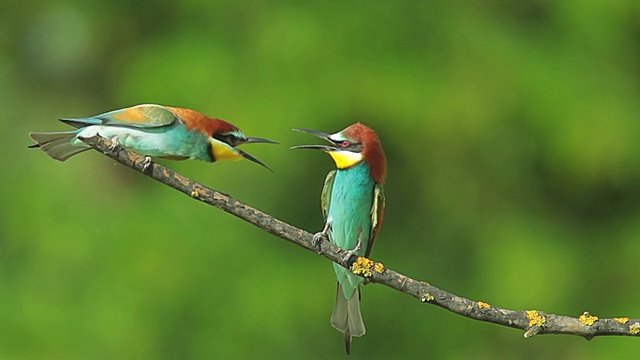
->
[292, 123, 386, 354]
[29, 104, 277, 170]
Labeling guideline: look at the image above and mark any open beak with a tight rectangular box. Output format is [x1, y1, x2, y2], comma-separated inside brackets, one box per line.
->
[244, 137, 279, 145]
[290, 128, 337, 151]
[236, 137, 276, 171]
[237, 148, 273, 172]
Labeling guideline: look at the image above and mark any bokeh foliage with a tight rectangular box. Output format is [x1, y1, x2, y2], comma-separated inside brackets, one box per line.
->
[2, 1, 640, 358]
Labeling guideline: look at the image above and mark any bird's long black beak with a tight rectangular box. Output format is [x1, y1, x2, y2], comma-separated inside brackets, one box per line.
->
[238, 148, 273, 172]
[290, 128, 337, 151]
[292, 128, 331, 140]
[244, 137, 279, 145]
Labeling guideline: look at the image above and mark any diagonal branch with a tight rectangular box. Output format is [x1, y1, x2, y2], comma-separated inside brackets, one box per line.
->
[82, 135, 640, 340]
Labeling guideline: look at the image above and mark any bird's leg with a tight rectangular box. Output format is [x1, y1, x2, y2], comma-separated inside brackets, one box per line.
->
[312, 221, 331, 254]
[108, 137, 120, 153]
[141, 156, 153, 172]
[341, 237, 363, 267]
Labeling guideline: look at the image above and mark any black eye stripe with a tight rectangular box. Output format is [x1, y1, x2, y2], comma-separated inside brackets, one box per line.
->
[214, 133, 245, 147]
[333, 140, 363, 152]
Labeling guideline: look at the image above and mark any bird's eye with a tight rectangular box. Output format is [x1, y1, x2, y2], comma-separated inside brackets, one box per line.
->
[215, 133, 244, 147]
[340, 141, 350, 148]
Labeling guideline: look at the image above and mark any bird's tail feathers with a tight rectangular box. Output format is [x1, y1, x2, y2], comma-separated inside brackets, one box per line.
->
[331, 284, 365, 355]
[28, 131, 89, 161]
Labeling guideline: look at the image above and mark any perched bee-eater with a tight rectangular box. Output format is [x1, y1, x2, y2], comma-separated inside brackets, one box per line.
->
[29, 104, 277, 170]
[292, 123, 386, 354]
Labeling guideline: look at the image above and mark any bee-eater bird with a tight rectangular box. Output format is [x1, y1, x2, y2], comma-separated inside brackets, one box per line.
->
[292, 123, 386, 354]
[29, 104, 277, 170]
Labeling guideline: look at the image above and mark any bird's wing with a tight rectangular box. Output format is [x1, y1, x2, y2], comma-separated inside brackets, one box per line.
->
[60, 104, 178, 129]
[365, 183, 385, 257]
[320, 170, 337, 222]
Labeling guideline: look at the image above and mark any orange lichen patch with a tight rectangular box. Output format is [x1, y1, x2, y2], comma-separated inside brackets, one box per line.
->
[630, 323, 640, 335]
[579, 312, 598, 326]
[351, 257, 374, 277]
[526, 310, 546, 327]
[373, 262, 385, 274]
[478, 302, 491, 309]
[614, 317, 630, 324]
[421, 293, 435, 302]
[191, 189, 200, 197]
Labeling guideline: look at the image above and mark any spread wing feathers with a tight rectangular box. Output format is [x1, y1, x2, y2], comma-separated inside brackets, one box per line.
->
[59, 104, 178, 129]
[320, 170, 337, 221]
[365, 184, 385, 257]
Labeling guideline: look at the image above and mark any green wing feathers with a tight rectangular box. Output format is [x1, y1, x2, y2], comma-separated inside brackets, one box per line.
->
[320, 170, 337, 221]
[131, 104, 179, 126]
[60, 104, 178, 129]
[366, 184, 385, 257]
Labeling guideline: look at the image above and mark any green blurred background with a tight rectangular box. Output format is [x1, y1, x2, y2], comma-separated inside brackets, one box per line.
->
[2, 0, 640, 358]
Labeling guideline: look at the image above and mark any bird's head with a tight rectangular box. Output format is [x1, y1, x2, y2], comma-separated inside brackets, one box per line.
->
[166, 106, 277, 170]
[291, 123, 387, 184]
[207, 120, 278, 171]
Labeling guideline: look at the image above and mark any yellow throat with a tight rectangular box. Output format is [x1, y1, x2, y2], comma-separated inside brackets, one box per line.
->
[328, 150, 363, 169]
[211, 140, 242, 161]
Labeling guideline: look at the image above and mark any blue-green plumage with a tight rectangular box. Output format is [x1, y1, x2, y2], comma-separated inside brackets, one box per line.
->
[327, 162, 375, 298]
[72, 120, 215, 161]
[28, 104, 277, 169]
[292, 123, 386, 355]
[321, 161, 385, 353]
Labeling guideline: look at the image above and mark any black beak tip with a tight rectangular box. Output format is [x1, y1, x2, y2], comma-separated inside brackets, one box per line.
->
[238, 149, 274, 171]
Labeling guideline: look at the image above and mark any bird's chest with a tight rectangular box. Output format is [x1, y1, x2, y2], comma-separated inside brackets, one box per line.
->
[327, 165, 375, 249]
[93, 125, 211, 160]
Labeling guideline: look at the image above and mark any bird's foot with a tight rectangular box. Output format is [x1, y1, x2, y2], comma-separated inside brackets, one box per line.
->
[311, 232, 326, 254]
[341, 249, 358, 267]
[108, 137, 120, 153]
[311, 222, 331, 254]
[341, 239, 363, 267]
[141, 156, 153, 172]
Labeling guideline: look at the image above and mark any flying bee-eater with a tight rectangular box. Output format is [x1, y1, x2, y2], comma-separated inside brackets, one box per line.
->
[292, 123, 386, 354]
[29, 104, 277, 170]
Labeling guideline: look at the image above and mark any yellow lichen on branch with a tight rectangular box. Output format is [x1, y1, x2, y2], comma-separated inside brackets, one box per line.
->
[421, 293, 435, 302]
[526, 310, 546, 327]
[478, 302, 491, 309]
[579, 312, 598, 326]
[614, 317, 630, 324]
[351, 257, 374, 277]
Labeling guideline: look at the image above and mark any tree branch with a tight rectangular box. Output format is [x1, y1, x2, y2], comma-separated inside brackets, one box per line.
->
[82, 135, 640, 340]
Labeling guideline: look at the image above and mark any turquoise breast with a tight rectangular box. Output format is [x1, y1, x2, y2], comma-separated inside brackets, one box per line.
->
[327, 161, 375, 298]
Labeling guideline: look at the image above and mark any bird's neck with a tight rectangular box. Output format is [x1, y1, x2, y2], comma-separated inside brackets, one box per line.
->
[335, 162, 374, 186]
